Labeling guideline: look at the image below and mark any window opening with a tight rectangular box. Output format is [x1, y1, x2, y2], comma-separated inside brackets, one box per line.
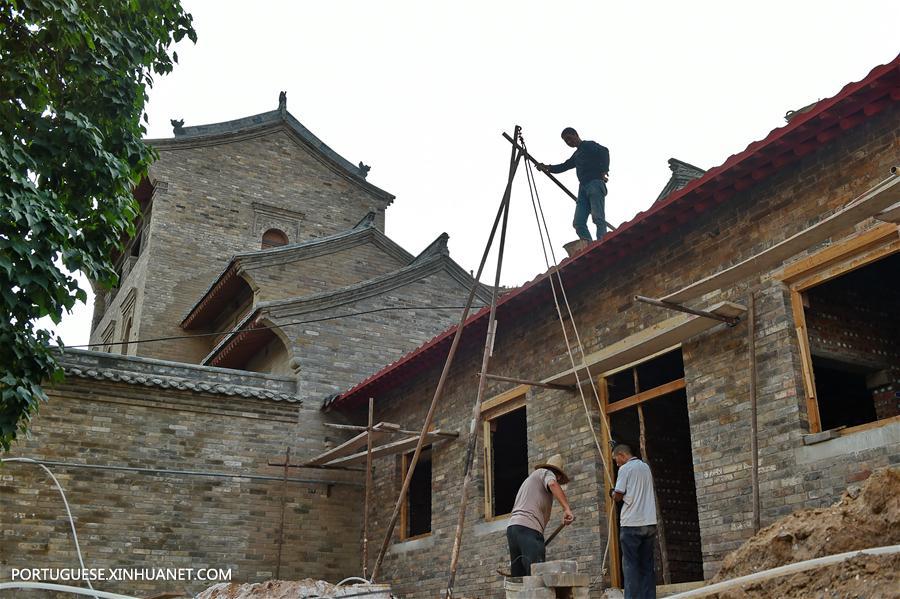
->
[488, 406, 528, 517]
[262, 228, 289, 249]
[801, 252, 900, 431]
[402, 446, 432, 538]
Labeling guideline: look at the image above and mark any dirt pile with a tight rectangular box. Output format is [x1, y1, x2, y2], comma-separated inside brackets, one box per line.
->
[713, 466, 899, 581]
[710, 552, 899, 599]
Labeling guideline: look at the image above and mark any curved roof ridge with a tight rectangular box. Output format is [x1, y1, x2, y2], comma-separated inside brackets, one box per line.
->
[258, 253, 458, 315]
[147, 101, 394, 202]
[181, 224, 415, 328]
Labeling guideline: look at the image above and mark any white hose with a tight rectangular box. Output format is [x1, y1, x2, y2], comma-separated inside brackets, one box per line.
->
[0, 582, 137, 598]
[668, 544, 900, 598]
[1, 457, 100, 599]
[334, 576, 372, 587]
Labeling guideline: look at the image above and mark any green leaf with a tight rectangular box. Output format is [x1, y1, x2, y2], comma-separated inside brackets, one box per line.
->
[0, 0, 196, 451]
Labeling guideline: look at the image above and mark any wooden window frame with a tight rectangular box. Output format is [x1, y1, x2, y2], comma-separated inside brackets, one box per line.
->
[399, 446, 433, 541]
[780, 223, 900, 435]
[598, 346, 686, 589]
[481, 385, 529, 521]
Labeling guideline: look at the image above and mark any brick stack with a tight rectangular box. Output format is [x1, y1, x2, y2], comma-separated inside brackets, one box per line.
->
[515, 560, 590, 599]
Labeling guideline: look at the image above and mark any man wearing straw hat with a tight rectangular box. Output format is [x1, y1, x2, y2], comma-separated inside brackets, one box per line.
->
[506, 453, 575, 576]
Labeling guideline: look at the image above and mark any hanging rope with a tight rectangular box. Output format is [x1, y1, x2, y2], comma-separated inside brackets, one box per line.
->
[519, 132, 618, 583]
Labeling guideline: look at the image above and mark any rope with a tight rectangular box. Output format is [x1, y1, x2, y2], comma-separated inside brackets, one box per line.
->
[1, 458, 100, 599]
[519, 134, 617, 582]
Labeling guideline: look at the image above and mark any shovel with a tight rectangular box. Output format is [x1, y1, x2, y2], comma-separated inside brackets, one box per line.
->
[496, 521, 567, 577]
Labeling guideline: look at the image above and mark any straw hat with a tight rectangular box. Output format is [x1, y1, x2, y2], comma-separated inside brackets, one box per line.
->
[534, 453, 570, 485]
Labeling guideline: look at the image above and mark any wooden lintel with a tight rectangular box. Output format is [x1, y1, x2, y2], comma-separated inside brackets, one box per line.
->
[662, 171, 900, 303]
[777, 223, 899, 282]
[544, 301, 746, 386]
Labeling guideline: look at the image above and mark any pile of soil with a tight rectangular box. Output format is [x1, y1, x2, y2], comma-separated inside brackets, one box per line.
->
[710, 553, 899, 599]
[709, 466, 899, 596]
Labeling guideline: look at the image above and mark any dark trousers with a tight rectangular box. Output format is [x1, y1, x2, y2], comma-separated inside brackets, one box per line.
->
[506, 524, 545, 577]
[620, 525, 657, 599]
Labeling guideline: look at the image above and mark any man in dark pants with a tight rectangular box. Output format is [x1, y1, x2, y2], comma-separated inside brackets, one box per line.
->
[537, 127, 610, 241]
[506, 454, 574, 576]
[612, 444, 658, 599]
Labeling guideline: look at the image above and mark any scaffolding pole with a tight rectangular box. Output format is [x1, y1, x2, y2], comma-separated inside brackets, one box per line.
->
[446, 127, 519, 598]
[369, 129, 524, 583]
[634, 295, 740, 326]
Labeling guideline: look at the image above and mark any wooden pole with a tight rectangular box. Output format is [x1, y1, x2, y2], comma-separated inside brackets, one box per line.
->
[323, 422, 457, 438]
[275, 446, 290, 580]
[445, 129, 520, 598]
[502, 131, 615, 232]
[369, 133, 524, 583]
[634, 295, 740, 326]
[363, 398, 375, 578]
[749, 293, 761, 533]
[634, 370, 670, 585]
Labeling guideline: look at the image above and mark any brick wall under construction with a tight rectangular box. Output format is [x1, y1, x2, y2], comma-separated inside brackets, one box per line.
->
[345, 105, 900, 597]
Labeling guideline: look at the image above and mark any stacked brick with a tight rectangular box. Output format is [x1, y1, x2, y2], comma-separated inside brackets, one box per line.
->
[513, 560, 590, 599]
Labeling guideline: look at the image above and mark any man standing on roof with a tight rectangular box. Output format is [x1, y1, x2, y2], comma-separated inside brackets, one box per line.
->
[611, 443, 658, 599]
[537, 127, 610, 241]
[506, 453, 575, 576]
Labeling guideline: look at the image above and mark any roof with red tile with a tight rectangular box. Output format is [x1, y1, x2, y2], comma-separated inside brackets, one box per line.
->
[327, 56, 900, 412]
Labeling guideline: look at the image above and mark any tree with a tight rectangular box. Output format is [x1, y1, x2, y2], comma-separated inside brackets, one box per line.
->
[0, 0, 196, 450]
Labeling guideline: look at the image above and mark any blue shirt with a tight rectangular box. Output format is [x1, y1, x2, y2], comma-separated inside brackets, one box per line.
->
[548, 140, 610, 184]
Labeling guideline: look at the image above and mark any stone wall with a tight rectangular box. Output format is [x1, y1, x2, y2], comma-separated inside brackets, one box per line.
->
[247, 235, 410, 303]
[271, 260, 486, 401]
[90, 127, 391, 364]
[0, 351, 364, 597]
[337, 106, 900, 596]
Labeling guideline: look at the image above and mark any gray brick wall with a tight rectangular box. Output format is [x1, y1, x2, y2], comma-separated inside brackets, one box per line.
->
[90, 127, 391, 364]
[0, 352, 366, 597]
[337, 107, 900, 595]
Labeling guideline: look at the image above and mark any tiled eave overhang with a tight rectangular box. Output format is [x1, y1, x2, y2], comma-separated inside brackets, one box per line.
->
[327, 57, 900, 412]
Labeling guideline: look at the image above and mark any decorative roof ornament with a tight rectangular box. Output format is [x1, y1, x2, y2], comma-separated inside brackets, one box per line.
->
[278, 90, 287, 113]
[358, 162, 371, 178]
[171, 119, 185, 135]
[353, 211, 377, 229]
[654, 158, 705, 204]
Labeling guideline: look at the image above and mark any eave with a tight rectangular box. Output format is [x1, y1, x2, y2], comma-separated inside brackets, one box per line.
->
[328, 56, 900, 412]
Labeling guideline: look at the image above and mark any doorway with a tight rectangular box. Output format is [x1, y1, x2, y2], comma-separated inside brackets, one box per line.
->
[603, 348, 703, 585]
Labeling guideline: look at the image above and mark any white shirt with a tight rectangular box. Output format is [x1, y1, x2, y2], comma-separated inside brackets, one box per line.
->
[614, 458, 657, 527]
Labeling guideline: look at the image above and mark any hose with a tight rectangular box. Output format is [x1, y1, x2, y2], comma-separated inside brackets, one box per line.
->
[2, 457, 100, 599]
[668, 544, 900, 598]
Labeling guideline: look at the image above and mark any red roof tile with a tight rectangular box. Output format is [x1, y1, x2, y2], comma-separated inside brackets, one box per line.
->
[328, 56, 900, 411]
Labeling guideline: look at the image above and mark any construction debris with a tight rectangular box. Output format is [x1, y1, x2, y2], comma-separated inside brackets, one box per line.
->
[705, 466, 900, 596]
[194, 579, 391, 599]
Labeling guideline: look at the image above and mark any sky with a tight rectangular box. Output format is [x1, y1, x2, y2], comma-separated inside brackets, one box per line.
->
[45, 1, 899, 347]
